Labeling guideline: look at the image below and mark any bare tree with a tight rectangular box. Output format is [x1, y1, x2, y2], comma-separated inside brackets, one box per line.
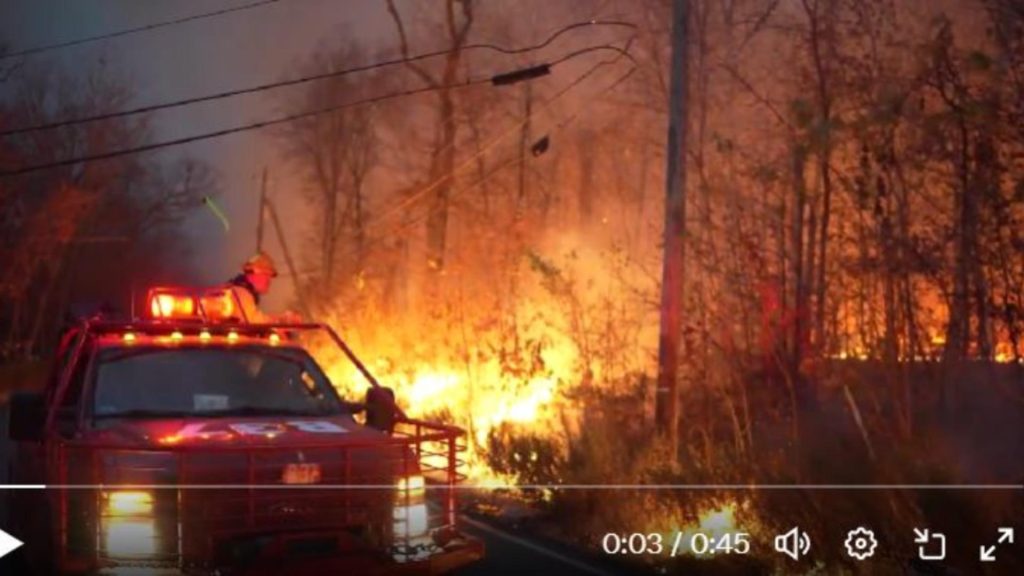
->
[276, 45, 382, 299]
[386, 0, 474, 274]
[0, 61, 215, 359]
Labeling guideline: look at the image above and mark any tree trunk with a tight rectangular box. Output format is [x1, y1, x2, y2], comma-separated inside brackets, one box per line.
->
[655, 0, 690, 455]
[944, 119, 971, 361]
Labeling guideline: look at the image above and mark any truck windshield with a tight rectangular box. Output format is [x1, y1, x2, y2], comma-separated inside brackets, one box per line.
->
[92, 346, 345, 419]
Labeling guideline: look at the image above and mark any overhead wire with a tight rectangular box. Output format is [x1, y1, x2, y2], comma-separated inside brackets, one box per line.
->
[368, 38, 637, 227]
[0, 0, 282, 61]
[0, 42, 634, 178]
[0, 20, 638, 138]
[0, 78, 487, 178]
[383, 62, 639, 238]
[293, 57, 639, 273]
[247, 37, 640, 275]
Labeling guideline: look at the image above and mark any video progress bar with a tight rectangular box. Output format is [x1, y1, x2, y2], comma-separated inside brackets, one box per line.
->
[1, 484, 1022, 490]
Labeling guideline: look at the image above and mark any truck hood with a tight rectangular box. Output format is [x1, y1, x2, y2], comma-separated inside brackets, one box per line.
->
[73, 415, 418, 486]
[84, 413, 387, 448]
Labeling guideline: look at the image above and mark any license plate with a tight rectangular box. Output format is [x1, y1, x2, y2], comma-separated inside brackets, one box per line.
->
[282, 463, 321, 485]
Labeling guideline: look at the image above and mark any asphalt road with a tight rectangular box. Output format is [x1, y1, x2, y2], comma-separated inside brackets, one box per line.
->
[454, 515, 646, 576]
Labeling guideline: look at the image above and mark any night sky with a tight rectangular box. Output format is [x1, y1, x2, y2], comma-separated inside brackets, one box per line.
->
[0, 0, 395, 310]
[0, 0, 613, 311]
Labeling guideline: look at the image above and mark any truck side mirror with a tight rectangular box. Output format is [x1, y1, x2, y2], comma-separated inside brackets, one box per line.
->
[9, 391, 45, 442]
[365, 386, 397, 434]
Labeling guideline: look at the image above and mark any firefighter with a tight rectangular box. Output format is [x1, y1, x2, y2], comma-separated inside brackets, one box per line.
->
[227, 251, 298, 323]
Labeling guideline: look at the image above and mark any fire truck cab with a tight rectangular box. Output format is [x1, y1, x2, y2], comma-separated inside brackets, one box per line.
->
[5, 286, 483, 575]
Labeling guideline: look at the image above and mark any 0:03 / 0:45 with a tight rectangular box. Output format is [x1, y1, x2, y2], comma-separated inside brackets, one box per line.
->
[600, 532, 753, 557]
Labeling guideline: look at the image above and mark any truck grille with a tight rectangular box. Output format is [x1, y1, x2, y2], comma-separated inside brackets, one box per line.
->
[56, 419, 465, 569]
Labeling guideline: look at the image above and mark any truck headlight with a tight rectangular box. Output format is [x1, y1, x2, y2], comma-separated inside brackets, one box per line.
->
[105, 491, 153, 516]
[100, 490, 174, 560]
[397, 475, 425, 495]
[394, 503, 429, 539]
[394, 475, 429, 539]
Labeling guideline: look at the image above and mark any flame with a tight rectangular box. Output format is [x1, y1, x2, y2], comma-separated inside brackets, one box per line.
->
[644, 499, 760, 558]
[305, 246, 654, 485]
[321, 350, 574, 483]
[302, 238, 665, 486]
[682, 503, 739, 545]
[994, 342, 1017, 364]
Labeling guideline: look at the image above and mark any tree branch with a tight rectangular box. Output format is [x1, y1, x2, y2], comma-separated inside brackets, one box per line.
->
[385, 0, 439, 87]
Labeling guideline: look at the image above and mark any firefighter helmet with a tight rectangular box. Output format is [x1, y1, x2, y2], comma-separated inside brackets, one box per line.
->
[243, 251, 278, 277]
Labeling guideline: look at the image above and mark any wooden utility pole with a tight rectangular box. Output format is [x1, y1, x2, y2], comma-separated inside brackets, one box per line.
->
[655, 0, 690, 452]
[265, 197, 312, 319]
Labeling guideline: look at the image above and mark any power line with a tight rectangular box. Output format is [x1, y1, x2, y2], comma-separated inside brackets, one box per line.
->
[384, 69, 639, 257]
[269, 58, 639, 269]
[0, 79, 484, 178]
[0, 45, 631, 178]
[369, 48, 636, 226]
[369, 63, 638, 247]
[0, 20, 637, 138]
[0, 0, 281, 60]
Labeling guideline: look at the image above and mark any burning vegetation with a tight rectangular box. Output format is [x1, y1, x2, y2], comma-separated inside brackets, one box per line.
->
[2, 0, 1023, 573]
[282, 1, 1024, 571]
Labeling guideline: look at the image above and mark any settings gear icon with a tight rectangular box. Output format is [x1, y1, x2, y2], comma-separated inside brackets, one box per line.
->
[844, 527, 878, 560]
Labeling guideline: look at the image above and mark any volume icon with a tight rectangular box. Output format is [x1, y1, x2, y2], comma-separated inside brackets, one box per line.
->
[774, 527, 811, 560]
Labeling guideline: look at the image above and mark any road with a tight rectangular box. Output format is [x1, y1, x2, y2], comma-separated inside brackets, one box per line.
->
[454, 515, 645, 576]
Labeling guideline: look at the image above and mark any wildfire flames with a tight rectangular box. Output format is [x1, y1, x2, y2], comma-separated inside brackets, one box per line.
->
[361, 360, 566, 483]
[685, 503, 739, 542]
[304, 241, 659, 484]
[643, 499, 760, 558]
[313, 299, 593, 484]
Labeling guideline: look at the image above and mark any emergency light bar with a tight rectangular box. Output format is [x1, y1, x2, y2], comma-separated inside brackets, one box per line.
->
[150, 292, 195, 318]
[145, 286, 244, 323]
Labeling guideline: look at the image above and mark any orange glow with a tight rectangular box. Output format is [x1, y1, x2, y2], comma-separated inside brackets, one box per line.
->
[104, 491, 153, 517]
[282, 463, 321, 485]
[200, 289, 237, 320]
[301, 239, 668, 485]
[269, 333, 281, 345]
[640, 499, 762, 558]
[199, 330, 212, 342]
[674, 502, 740, 557]
[312, 284, 630, 484]
[149, 293, 196, 319]
[157, 434, 182, 445]
[398, 474, 426, 496]
[227, 331, 239, 343]
[994, 342, 1017, 363]
[122, 332, 136, 343]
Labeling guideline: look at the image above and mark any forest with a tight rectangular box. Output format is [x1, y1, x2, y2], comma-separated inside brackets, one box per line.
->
[2, 1, 1022, 573]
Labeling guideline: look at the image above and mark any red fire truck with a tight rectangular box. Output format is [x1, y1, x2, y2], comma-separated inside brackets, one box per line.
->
[5, 286, 483, 575]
